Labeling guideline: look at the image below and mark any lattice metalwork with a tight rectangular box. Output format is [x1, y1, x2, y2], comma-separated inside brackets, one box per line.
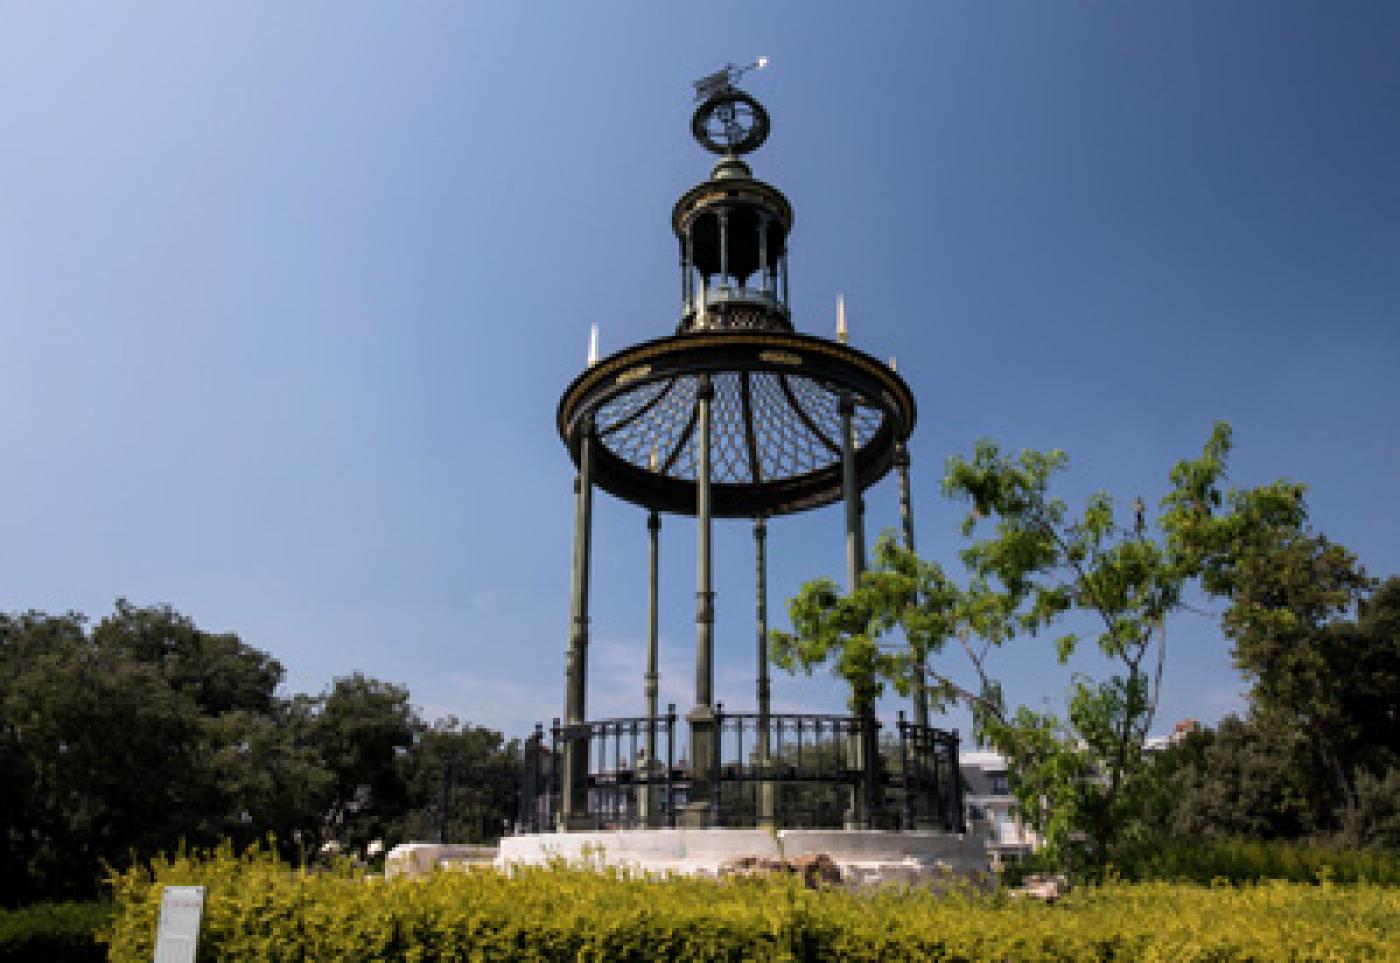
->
[592, 372, 884, 486]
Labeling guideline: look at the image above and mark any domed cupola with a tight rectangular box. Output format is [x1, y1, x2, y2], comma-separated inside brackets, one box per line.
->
[673, 78, 793, 333]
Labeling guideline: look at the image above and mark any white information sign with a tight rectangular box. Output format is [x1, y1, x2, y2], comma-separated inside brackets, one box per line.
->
[153, 885, 205, 963]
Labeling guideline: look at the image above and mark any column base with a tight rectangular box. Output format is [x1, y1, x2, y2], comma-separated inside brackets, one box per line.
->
[677, 801, 713, 829]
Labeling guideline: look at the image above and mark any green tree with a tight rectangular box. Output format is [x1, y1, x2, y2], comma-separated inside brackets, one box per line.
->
[2, 603, 335, 902]
[1224, 560, 1393, 814]
[92, 600, 284, 717]
[932, 432, 1214, 870]
[0, 613, 207, 903]
[771, 423, 1330, 872]
[1148, 715, 1317, 841]
[393, 719, 521, 844]
[309, 673, 417, 854]
[203, 700, 333, 856]
[771, 534, 965, 709]
[1144, 578, 1399, 846]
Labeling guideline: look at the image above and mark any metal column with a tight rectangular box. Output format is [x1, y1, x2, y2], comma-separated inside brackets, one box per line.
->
[686, 375, 717, 823]
[839, 393, 875, 826]
[839, 394, 867, 589]
[718, 210, 729, 289]
[896, 439, 928, 729]
[683, 225, 694, 312]
[642, 510, 661, 825]
[754, 515, 774, 825]
[561, 421, 595, 826]
[757, 214, 769, 294]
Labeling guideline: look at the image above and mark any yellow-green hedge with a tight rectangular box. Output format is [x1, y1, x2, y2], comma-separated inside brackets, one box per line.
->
[104, 845, 1400, 961]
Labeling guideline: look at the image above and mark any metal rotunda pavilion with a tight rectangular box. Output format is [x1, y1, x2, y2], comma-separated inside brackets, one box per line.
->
[521, 66, 964, 834]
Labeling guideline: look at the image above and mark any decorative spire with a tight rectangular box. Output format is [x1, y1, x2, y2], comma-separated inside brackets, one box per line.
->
[836, 294, 848, 344]
[588, 324, 600, 366]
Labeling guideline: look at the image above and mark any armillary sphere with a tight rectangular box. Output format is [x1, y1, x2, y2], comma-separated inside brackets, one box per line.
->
[691, 90, 770, 156]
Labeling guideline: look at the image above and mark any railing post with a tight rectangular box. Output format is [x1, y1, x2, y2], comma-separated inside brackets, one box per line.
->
[862, 713, 880, 828]
[926, 728, 941, 830]
[898, 712, 912, 831]
[774, 717, 786, 824]
[711, 703, 724, 826]
[947, 729, 965, 833]
[666, 703, 676, 828]
[550, 719, 561, 832]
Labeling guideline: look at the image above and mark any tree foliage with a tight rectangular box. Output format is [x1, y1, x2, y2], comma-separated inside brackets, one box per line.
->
[0, 602, 520, 906]
[771, 422, 1393, 871]
[1144, 577, 1400, 849]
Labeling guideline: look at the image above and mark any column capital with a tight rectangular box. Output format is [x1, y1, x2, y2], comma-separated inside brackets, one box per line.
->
[837, 392, 856, 417]
[573, 415, 596, 445]
[647, 510, 661, 532]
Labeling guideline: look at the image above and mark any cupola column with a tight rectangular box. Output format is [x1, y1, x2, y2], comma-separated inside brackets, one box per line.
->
[683, 224, 695, 312]
[758, 213, 770, 294]
[718, 210, 730, 290]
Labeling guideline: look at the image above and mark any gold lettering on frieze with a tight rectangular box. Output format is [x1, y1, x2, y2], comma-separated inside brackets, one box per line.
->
[615, 364, 653, 386]
[759, 351, 802, 366]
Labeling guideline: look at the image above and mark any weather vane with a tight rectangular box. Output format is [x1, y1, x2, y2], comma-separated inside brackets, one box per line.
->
[691, 57, 771, 156]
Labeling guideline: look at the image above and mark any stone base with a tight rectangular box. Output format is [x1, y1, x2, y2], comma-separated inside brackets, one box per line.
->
[384, 843, 498, 879]
[494, 828, 991, 887]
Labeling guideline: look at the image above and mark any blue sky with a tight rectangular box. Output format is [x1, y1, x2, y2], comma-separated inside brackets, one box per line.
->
[3, 3, 1397, 741]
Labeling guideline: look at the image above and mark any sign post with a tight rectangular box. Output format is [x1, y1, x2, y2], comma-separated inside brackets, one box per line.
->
[153, 885, 204, 963]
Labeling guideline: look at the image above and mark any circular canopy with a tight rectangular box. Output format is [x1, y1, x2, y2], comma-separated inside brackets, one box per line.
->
[558, 331, 915, 517]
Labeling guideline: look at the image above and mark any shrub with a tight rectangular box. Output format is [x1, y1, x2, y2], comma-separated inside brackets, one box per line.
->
[0, 901, 112, 963]
[104, 843, 1400, 961]
[1117, 837, 1400, 885]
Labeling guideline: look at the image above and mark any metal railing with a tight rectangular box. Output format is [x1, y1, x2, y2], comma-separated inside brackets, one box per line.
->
[515, 705, 963, 834]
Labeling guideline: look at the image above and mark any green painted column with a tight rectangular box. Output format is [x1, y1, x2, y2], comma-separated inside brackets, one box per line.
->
[561, 420, 595, 826]
[839, 393, 874, 827]
[839, 394, 867, 588]
[754, 515, 774, 825]
[896, 439, 928, 729]
[685, 375, 717, 824]
[643, 509, 661, 825]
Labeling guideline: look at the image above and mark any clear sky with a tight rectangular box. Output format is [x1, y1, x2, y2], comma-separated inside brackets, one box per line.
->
[3, 3, 1397, 742]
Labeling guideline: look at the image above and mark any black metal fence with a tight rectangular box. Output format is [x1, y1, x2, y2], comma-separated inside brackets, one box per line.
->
[515, 705, 964, 834]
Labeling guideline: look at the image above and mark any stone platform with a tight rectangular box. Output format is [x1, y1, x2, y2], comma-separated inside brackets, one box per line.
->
[494, 828, 990, 887]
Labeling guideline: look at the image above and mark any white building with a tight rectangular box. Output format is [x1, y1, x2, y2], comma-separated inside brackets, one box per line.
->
[959, 750, 1040, 862]
[961, 720, 1201, 862]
